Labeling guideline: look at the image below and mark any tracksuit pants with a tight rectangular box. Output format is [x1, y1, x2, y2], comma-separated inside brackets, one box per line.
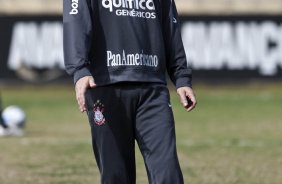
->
[85, 83, 184, 184]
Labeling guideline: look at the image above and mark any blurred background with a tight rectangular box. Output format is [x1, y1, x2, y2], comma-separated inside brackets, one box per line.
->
[0, 0, 281, 184]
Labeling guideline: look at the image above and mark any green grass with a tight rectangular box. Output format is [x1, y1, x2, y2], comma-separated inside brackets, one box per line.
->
[0, 84, 281, 184]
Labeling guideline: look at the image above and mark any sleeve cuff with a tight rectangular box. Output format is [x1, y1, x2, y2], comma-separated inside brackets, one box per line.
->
[73, 67, 92, 84]
[175, 77, 192, 89]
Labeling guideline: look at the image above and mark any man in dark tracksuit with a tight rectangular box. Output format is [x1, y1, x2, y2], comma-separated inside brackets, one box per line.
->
[63, 0, 197, 183]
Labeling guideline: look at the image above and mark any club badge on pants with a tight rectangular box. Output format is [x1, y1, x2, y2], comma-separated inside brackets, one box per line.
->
[93, 100, 106, 126]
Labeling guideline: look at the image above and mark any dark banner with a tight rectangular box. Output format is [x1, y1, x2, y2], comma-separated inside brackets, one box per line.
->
[0, 15, 66, 83]
[0, 15, 281, 83]
[180, 15, 282, 81]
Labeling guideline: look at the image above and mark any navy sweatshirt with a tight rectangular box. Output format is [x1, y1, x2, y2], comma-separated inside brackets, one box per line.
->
[63, 0, 192, 88]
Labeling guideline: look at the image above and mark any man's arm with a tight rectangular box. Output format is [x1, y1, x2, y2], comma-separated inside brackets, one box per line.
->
[63, 0, 96, 112]
[162, 0, 196, 111]
[63, 0, 93, 83]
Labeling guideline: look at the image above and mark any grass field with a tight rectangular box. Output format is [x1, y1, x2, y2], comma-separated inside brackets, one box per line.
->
[0, 84, 281, 184]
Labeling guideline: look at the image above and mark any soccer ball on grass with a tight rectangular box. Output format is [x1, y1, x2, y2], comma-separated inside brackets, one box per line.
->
[0, 106, 26, 137]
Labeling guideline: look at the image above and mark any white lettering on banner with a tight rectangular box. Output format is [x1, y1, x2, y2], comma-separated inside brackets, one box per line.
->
[182, 22, 282, 75]
[102, 0, 156, 19]
[107, 50, 158, 67]
[8, 22, 64, 70]
[69, 0, 79, 15]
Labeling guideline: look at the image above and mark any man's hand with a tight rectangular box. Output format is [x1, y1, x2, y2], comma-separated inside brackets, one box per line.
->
[75, 76, 96, 112]
[177, 87, 197, 112]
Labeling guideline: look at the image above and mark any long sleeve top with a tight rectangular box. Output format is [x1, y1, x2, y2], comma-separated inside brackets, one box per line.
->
[63, 0, 192, 88]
